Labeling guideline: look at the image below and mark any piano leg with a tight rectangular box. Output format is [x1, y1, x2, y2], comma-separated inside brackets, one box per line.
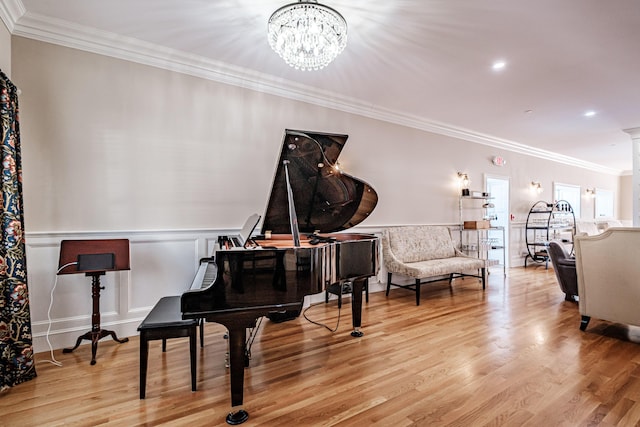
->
[226, 324, 250, 425]
[350, 277, 367, 337]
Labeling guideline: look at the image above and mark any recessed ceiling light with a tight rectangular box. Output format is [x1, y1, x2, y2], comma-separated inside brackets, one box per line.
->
[492, 60, 506, 71]
[584, 110, 596, 117]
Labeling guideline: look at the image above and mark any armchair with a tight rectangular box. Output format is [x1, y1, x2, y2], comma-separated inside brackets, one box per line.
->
[575, 228, 640, 331]
[547, 241, 578, 302]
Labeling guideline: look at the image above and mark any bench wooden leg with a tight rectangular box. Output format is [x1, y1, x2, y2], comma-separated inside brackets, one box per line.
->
[140, 332, 149, 399]
[580, 315, 590, 331]
[190, 326, 197, 392]
[199, 318, 204, 348]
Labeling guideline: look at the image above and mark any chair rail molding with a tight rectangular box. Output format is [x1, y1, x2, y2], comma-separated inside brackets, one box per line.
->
[25, 228, 220, 353]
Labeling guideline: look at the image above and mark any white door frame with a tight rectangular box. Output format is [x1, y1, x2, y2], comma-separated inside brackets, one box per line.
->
[485, 174, 510, 269]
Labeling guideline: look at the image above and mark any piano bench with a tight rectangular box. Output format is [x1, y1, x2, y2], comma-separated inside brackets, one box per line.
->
[137, 296, 199, 399]
[325, 279, 369, 309]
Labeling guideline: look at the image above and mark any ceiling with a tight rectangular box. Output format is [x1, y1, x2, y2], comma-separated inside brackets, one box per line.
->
[4, 0, 640, 174]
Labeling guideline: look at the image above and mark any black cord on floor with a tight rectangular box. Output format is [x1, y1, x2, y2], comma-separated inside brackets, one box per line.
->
[302, 281, 351, 333]
[302, 301, 341, 333]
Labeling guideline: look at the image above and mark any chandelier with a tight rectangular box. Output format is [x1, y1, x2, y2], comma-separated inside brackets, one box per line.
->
[268, 1, 347, 71]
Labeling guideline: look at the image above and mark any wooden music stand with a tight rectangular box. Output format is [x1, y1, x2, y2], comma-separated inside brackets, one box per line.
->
[58, 239, 131, 365]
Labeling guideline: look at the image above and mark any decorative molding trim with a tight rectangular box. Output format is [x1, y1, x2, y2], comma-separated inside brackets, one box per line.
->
[0, 0, 24, 33]
[624, 127, 640, 139]
[8, 11, 623, 177]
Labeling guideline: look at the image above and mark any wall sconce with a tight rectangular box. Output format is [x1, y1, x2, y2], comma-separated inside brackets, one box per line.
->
[531, 181, 543, 194]
[585, 188, 596, 197]
[458, 172, 470, 196]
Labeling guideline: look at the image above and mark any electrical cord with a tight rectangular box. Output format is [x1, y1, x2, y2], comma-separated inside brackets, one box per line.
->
[303, 301, 341, 333]
[302, 281, 352, 333]
[42, 261, 77, 367]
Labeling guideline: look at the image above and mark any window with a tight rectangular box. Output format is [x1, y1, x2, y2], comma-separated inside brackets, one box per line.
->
[553, 182, 581, 217]
[595, 188, 614, 218]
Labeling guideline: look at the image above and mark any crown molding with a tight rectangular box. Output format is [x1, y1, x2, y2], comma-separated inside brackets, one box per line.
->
[0, 0, 25, 32]
[10, 10, 623, 177]
[624, 127, 640, 139]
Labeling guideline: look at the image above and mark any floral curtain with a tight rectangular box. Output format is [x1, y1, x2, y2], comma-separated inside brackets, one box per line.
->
[0, 70, 36, 391]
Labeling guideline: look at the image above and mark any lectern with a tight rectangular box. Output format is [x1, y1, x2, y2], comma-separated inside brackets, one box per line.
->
[58, 239, 130, 365]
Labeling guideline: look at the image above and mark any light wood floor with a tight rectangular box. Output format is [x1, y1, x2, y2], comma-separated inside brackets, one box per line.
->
[3, 266, 640, 426]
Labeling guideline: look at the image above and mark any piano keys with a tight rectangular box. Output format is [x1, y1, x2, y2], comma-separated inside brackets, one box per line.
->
[182, 130, 379, 425]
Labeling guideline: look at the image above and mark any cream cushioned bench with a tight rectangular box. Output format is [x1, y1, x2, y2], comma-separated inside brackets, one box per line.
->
[382, 225, 486, 305]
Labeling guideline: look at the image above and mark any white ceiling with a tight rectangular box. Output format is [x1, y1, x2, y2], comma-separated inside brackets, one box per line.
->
[4, 0, 640, 174]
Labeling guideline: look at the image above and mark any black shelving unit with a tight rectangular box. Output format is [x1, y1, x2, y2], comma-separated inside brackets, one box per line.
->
[524, 200, 575, 268]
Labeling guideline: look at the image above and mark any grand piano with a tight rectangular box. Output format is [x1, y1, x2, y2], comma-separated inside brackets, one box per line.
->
[181, 129, 379, 425]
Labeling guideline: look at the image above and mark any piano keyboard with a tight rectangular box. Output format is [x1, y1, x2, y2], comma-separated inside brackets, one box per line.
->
[189, 258, 218, 290]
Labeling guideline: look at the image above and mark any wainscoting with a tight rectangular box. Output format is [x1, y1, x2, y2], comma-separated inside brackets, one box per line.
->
[27, 229, 220, 353]
[26, 223, 528, 353]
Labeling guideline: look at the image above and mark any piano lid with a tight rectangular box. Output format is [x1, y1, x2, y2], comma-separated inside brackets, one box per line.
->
[261, 129, 378, 235]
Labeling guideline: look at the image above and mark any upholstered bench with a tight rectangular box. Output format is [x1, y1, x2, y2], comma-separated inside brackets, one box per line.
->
[382, 225, 486, 305]
[137, 295, 199, 398]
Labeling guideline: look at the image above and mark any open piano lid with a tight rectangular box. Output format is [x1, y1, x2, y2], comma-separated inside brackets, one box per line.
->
[261, 129, 378, 235]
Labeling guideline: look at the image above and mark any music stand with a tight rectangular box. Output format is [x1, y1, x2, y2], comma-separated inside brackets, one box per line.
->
[58, 239, 131, 365]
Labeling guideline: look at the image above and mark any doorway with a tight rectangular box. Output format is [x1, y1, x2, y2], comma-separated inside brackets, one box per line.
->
[485, 175, 510, 270]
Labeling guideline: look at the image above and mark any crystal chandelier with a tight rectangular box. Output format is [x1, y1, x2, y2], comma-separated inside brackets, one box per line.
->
[268, 0, 347, 71]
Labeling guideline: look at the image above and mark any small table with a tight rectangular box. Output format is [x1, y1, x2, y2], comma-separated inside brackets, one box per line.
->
[58, 239, 130, 365]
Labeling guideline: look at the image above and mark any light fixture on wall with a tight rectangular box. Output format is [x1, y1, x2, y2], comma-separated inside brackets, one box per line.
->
[585, 187, 596, 197]
[268, 0, 348, 71]
[531, 181, 543, 194]
[458, 172, 470, 195]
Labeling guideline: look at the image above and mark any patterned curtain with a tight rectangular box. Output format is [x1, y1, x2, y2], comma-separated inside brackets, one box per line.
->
[0, 70, 36, 391]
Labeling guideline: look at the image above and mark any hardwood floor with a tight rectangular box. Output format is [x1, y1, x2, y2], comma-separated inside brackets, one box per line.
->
[3, 266, 640, 426]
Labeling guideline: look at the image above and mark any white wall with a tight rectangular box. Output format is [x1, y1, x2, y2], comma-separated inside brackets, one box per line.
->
[11, 37, 623, 352]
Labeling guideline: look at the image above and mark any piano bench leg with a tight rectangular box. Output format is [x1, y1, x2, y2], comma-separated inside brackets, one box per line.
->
[139, 332, 149, 399]
[138, 324, 198, 398]
[137, 296, 199, 399]
[199, 318, 205, 348]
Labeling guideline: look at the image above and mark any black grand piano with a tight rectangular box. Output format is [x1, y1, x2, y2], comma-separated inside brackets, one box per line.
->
[181, 129, 379, 425]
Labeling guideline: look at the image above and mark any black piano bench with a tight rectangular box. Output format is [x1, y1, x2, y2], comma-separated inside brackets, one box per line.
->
[137, 296, 199, 399]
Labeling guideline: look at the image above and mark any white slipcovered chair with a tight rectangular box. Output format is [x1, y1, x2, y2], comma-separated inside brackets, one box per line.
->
[574, 227, 640, 331]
